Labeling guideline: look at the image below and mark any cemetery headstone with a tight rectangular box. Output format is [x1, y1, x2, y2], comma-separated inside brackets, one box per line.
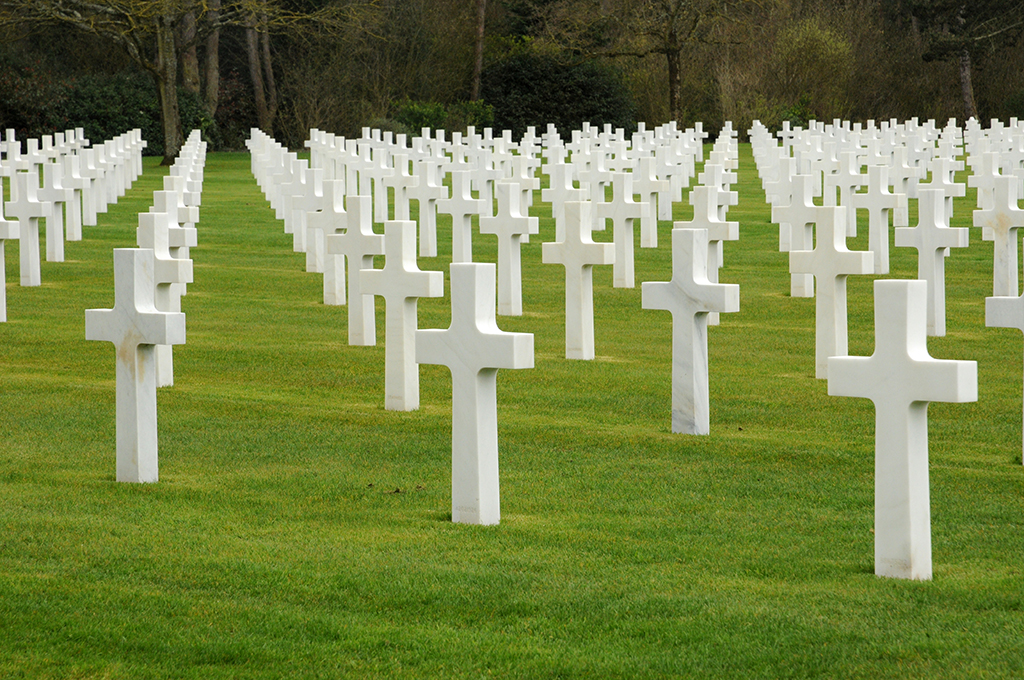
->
[894, 188, 969, 336]
[542, 201, 615, 359]
[828, 279, 977, 580]
[326, 195, 384, 345]
[85, 248, 187, 483]
[790, 206, 874, 378]
[362, 220, 444, 411]
[416, 263, 534, 525]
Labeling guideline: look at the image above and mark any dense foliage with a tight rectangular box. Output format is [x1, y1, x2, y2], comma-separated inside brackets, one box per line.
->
[480, 51, 637, 138]
[1, 0, 1023, 146]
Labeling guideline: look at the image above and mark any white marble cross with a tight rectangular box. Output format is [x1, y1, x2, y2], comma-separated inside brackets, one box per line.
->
[0, 187, 18, 322]
[60, 154, 86, 241]
[541, 161, 585, 242]
[849, 164, 906, 275]
[416, 262, 534, 525]
[137, 212, 194, 387]
[632, 156, 669, 248]
[986, 284, 1024, 463]
[542, 201, 614, 359]
[85, 248, 187, 483]
[367, 147, 394, 224]
[478, 180, 537, 315]
[790, 206, 874, 378]
[6, 171, 53, 286]
[326, 195, 384, 345]
[78, 148, 105, 226]
[829, 279, 977, 580]
[825, 150, 866, 236]
[973, 174, 1024, 297]
[362, 220, 443, 410]
[437, 170, 488, 263]
[38, 162, 73, 263]
[305, 179, 345, 278]
[895, 188, 969, 336]
[919, 156, 966, 220]
[384, 153, 419, 221]
[642, 228, 739, 434]
[595, 171, 647, 288]
[675, 185, 739, 325]
[407, 157, 448, 257]
[771, 173, 820, 297]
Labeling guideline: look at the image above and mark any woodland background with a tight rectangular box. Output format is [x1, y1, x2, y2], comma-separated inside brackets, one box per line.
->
[0, 0, 1022, 159]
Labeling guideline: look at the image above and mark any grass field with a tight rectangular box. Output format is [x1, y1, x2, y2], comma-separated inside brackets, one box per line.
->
[1, 145, 1022, 678]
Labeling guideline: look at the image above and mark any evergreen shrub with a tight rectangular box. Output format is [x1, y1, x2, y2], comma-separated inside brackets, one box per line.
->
[480, 52, 637, 139]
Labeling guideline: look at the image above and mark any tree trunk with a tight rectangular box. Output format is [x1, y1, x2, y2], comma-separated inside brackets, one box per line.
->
[959, 45, 978, 121]
[156, 17, 183, 164]
[666, 48, 682, 124]
[179, 11, 200, 94]
[471, 0, 486, 100]
[203, 0, 221, 117]
[260, 14, 278, 130]
[246, 24, 271, 132]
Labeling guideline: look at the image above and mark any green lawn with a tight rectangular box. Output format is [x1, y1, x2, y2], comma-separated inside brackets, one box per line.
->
[1, 146, 1022, 678]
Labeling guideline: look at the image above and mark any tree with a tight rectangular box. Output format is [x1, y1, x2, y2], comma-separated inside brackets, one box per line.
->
[523, 0, 763, 125]
[906, 0, 1024, 120]
[0, 0, 366, 163]
[471, 0, 486, 100]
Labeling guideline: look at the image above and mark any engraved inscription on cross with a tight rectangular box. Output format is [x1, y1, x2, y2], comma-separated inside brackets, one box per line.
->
[829, 279, 977, 580]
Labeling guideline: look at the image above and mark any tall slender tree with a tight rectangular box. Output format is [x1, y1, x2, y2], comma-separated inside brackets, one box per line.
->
[907, 0, 1024, 120]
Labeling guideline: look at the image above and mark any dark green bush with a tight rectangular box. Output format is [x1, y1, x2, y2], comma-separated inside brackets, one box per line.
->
[0, 50, 77, 139]
[480, 51, 636, 138]
[395, 100, 447, 132]
[392, 99, 495, 136]
[63, 72, 218, 156]
[0, 52, 220, 155]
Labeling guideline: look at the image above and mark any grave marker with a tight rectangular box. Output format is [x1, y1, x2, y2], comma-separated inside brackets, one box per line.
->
[326, 195, 383, 345]
[6, 171, 53, 286]
[438, 170, 487, 263]
[416, 263, 533, 525]
[542, 201, 615, 359]
[829, 279, 977, 580]
[478, 180, 537, 315]
[895, 188, 969, 336]
[849, 164, 906, 274]
[362, 220, 443, 410]
[642, 228, 739, 434]
[973, 174, 1024, 296]
[790, 206, 874, 378]
[595, 172, 647, 288]
[0, 190, 18, 322]
[986, 285, 1024, 463]
[85, 248, 186, 483]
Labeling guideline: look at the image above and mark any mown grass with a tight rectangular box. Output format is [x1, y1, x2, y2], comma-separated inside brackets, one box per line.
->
[1, 146, 1022, 678]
